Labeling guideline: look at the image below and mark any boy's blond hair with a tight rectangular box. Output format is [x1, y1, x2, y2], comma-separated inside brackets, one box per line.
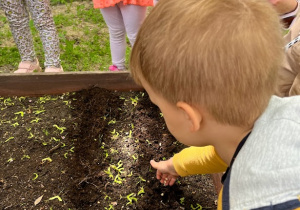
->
[130, 0, 284, 126]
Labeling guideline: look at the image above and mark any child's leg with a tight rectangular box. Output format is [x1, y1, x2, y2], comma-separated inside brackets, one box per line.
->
[26, 0, 61, 68]
[119, 4, 147, 47]
[0, 0, 36, 62]
[100, 4, 126, 70]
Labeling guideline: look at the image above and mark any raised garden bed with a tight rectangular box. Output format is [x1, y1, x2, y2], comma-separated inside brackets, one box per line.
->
[0, 72, 218, 209]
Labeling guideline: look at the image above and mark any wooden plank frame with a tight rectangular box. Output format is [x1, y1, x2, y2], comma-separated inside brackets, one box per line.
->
[0, 71, 223, 195]
[0, 71, 142, 96]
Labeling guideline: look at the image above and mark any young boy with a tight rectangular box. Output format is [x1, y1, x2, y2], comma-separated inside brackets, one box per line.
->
[130, 0, 300, 209]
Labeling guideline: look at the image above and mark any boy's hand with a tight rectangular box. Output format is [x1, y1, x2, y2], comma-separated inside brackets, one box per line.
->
[150, 158, 179, 186]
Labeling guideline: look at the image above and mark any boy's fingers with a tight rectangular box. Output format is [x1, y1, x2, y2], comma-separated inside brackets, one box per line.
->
[169, 177, 176, 186]
[150, 160, 158, 169]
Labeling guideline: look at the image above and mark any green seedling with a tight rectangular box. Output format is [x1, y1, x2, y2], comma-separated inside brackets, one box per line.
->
[104, 204, 114, 210]
[30, 118, 41, 123]
[145, 139, 152, 145]
[42, 157, 52, 163]
[160, 113, 164, 117]
[131, 123, 134, 129]
[108, 119, 116, 125]
[131, 154, 138, 161]
[4, 98, 14, 106]
[14, 111, 24, 118]
[11, 122, 19, 127]
[127, 171, 133, 177]
[28, 132, 34, 139]
[7, 158, 14, 163]
[180, 197, 185, 205]
[130, 96, 139, 106]
[111, 160, 124, 174]
[138, 176, 146, 183]
[138, 187, 145, 196]
[21, 155, 30, 160]
[128, 130, 132, 138]
[53, 125, 66, 134]
[64, 153, 68, 158]
[104, 167, 114, 179]
[191, 203, 203, 210]
[49, 195, 63, 202]
[43, 129, 50, 136]
[33, 110, 45, 115]
[51, 137, 60, 142]
[5, 137, 14, 143]
[113, 174, 123, 184]
[104, 193, 111, 200]
[18, 96, 26, 102]
[26, 127, 32, 132]
[32, 173, 39, 180]
[69, 147, 75, 152]
[126, 193, 137, 205]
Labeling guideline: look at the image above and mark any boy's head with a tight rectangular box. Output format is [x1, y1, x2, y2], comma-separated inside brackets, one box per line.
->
[130, 0, 284, 128]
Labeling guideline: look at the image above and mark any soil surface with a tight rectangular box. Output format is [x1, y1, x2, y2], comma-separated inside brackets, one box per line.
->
[0, 88, 217, 209]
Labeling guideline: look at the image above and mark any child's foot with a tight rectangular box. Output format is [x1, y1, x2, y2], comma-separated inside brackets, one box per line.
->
[45, 66, 64, 73]
[109, 65, 120, 71]
[14, 59, 42, 73]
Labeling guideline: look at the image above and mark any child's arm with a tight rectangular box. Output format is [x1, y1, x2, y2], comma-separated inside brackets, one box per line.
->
[150, 158, 179, 186]
[151, 146, 228, 186]
[173, 146, 228, 176]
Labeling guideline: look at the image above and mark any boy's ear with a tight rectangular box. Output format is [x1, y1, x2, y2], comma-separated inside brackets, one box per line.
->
[176, 101, 202, 132]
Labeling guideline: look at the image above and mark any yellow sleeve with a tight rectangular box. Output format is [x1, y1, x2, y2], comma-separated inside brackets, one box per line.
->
[173, 146, 228, 177]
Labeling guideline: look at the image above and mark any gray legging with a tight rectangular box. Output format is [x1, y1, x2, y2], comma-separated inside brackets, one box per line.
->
[0, 0, 61, 67]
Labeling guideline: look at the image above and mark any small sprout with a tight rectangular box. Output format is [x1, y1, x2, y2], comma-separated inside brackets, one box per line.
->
[5, 137, 14, 143]
[32, 173, 39, 180]
[64, 153, 68, 159]
[14, 111, 24, 118]
[42, 129, 49, 136]
[131, 123, 134, 129]
[104, 167, 114, 179]
[33, 110, 45, 115]
[42, 157, 52, 163]
[138, 187, 145, 196]
[28, 132, 34, 139]
[26, 127, 32, 132]
[127, 171, 133, 177]
[51, 137, 60, 142]
[160, 113, 164, 117]
[53, 125, 66, 134]
[30, 118, 41, 123]
[18, 96, 26, 102]
[126, 193, 137, 205]
[21, 155, 30, 160]
[191, 203, 203, 210]
[130, 96, 139, 106]
[108, 119, 116, 125]
[162, 157, 167, 161]
[69, 147, 75, 152]
[104, 204, 114, 210]
[128, 130, 132, 138]
[180, 197, 185, 205]
[104, 193, 111, 200]
[49, 195, 63, 202]
[138, 176, 146, 182]
[145, 139, 152, 145]
[113, 174, 123, 184]
[132, 154, 138, 161]
[11, 122, 19, 127]
[61, 142, 66, 147]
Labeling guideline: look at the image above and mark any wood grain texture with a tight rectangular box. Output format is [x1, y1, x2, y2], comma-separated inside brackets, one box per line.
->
[0, 71, 143, 96]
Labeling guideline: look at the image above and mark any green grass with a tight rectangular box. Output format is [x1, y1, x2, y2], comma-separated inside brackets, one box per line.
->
[0, 0, 131, 72]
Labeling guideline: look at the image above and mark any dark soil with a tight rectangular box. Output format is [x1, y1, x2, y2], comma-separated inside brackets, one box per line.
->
[0, 88, 217, 209]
